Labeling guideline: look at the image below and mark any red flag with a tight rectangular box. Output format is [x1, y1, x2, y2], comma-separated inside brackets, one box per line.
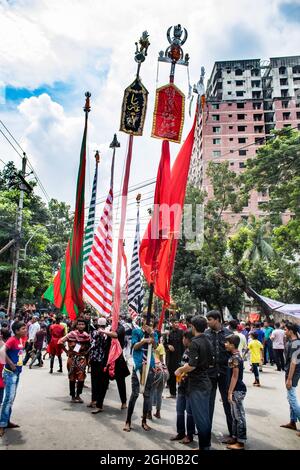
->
[139, 140, 171, 286]
[140, 113, 196, 305]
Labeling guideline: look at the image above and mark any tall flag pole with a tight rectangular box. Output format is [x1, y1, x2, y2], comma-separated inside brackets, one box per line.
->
[43, 92, 91, 320]
[82, 134, 119, 316]
[106, 31, 150, 378]
[140, 25, 189, 330]
[83, 151, 100, 267]
[127, 194, 144, 320]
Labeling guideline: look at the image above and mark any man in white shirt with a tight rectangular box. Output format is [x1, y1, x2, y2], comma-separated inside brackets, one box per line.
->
[229, 320, 247, 356]
[23, 316, 40, 365]
[270, 322, 285, 371]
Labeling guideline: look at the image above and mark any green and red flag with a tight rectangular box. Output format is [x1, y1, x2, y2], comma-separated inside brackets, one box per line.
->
[43, 92, 91, 320]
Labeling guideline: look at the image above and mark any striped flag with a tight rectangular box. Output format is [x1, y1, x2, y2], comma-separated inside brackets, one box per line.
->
[122, 243, 129, 296]
[83, 151, 100, 266]
[82, 154, 115, 317]
[128, 203, 144, 318]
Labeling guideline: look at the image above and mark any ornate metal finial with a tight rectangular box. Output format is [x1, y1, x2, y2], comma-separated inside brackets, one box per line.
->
[94, 150, 100, 163]
[84, 91, 91, 113]
[109, 133, 121, 149]
[193, 67, 205, 96]
[158, 24, 189, 67]
[136, 193, 142, 204]
[135, 31, 150, 64]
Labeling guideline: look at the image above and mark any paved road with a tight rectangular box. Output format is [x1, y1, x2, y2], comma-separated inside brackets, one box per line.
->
[0, 358, 299, 450]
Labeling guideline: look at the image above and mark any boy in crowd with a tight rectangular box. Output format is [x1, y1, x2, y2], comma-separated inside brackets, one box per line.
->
[247, 331, 264, 386]
[170, 328, 195, 444]
[0, 321, 27, 437]
[225, 335, 247, 450]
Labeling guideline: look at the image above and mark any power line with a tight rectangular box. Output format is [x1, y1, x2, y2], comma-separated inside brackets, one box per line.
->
[0, 121, 51, 202]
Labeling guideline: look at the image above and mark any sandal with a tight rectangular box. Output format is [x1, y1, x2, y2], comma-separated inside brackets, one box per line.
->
[142, 421, 151, 431]
[123, 423, 132, 432]
[180, 436, 193, 445]
[91, 407, 103, 414]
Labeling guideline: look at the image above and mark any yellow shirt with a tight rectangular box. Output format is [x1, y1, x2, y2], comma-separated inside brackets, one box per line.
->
[155, 343, 165, 362]
[249, 339, 263, 364]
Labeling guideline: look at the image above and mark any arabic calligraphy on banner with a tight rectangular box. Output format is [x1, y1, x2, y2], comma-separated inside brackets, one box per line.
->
[151, 84, 185, 143]
[120, 78, 148, 136]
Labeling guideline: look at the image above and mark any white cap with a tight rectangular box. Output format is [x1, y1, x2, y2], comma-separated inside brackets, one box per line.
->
[98, 317, 107, 326]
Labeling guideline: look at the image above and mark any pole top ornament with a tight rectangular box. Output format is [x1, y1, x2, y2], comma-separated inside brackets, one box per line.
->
[110, 133, 121, 149]
[84, 91, 91, 113]
[135, 31, 150, 65]
[94, 150, 100, 163]
[158, 24, 189, 66]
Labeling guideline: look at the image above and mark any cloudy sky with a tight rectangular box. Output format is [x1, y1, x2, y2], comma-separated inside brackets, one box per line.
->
[0, 0, 300, 252]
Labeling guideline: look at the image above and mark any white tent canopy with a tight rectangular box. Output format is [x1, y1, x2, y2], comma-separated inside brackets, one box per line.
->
[255, 292, 300, 320]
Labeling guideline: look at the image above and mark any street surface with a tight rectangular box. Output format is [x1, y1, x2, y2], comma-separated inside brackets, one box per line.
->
[0, 358, 299, 450]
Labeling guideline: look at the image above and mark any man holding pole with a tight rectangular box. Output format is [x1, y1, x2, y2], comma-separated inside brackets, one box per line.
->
[123, 313, 158, 432]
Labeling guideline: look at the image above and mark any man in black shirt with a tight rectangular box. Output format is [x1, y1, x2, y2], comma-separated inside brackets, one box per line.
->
[205, 310, 233, 442]
[175, 315, 213, 450]
[164, 319, 184, 398]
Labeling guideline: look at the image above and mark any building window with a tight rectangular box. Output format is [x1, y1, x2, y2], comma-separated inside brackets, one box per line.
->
[298, 124, 300, 130]
[238, 126, 246, 131]
[283, 112, 290, 120]
[283, 124, 290, 128]
[282, 101, 289, 109]
[239, 162, 246, 168]
[213, 127, 221, 133]
[229, 137, 234, 141]
[255, 137, 262, 144]
[253, 102, 262, 110]
[296, 112, 300, 119]
[251, 80, 261, 88]
[229, 126, 233, 129]
[227, 69, 231, 74]
[280, 78, 288, 86]
[293, 65, 300, 74]
[236, 91, 244, 97]
[227, 81, 231, 84]
[281, 89, 288, 98]
[235, 69, 243, 76]
[212, 103, 219, 109]
[239, 150, 247, 156]
[230, 162, 235, 166]
[279, 66, 286, 75]
[212, 151, 221, 157]
[212, 114, 220, 121]
[237, 102, 245, 109]
[237, 114, 245, 120]
[213, 138, 221, 144]
[251, 68, 260, 77]
[228, 114, 233, 117]
[230, 150, 234, 153]
[254, 114, 262, 121]
[236, 80, 244, 86]
[228, 92, 232, 95]
[254, 126, 263, 133]
[238, 137, 246, 143]
[228, 102, 232, 106]
[252, 91, 261, 99]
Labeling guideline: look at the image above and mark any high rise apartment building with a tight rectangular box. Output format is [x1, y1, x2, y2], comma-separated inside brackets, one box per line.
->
[189, 55, 300, 225]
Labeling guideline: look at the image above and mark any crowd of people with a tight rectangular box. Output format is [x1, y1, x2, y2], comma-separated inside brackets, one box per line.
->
[0, 305, 300, 450]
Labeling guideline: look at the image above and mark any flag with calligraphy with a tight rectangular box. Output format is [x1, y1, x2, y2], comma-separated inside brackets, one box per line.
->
[120, 78, 148, 136]
[151, 84, 185, 144]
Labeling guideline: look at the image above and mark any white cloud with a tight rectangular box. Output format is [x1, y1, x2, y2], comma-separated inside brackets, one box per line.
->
[0, 0, 300, 261]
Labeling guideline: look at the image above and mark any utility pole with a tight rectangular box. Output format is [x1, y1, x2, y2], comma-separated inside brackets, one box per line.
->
[8, 153, 27, 318]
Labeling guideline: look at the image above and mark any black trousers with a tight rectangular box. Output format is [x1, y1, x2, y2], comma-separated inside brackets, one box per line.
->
[69, 380, 84, 398]
[168, 368, 177, 396]
[90, 361, 110, 408]
[23, 341, 33, 365]
[116, 376, 127, 405]
[273, 349, 285, 371]
[209, 374, 233, 437]
[126, 369, 154, 425]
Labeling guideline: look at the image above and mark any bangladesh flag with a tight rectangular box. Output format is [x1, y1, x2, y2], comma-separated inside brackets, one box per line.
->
[43, 93, 91, 320]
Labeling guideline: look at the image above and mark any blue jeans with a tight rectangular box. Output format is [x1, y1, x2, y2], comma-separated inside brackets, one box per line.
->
[287, 387, 300, 423]
[230, 391, 247, 443]
[176, 392, 195, 438]
[0, 388, 4, 406]
[0, 369, 20, 427]
[189, 388, 211, 450]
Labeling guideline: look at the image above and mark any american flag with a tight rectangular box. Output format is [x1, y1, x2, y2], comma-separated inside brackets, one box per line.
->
[82, 183, 114, 317]
[128, 204, 144, 319]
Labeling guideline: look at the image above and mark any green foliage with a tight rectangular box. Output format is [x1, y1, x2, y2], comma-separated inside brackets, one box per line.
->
[0, 161, 73, 305]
